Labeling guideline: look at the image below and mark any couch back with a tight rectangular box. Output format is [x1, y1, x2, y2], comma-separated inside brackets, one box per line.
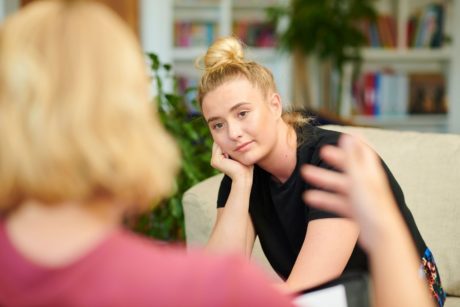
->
[182, 125, 460, 299]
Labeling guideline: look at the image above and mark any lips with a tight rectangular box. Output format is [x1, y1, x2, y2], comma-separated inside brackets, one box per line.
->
[235, 141, 253, 152]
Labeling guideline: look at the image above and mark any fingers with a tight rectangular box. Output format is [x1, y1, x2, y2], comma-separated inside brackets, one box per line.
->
[317, 145, 347, 172]
[301, 134, 377, 221]
[211, 143, 227, 166]
[303, 189, 351, 218]
[301, 163, 352, 218]
[315, 135, 373, 174]
[301, 164, 348, 195]
[212, 142, 222, 157]
[339, 134, 379, 170]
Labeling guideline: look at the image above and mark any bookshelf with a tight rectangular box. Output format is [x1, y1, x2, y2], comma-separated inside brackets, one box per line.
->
[141, 0, 459, 133]
[162, 0, 292, 106]
[343, 0, 459, 133]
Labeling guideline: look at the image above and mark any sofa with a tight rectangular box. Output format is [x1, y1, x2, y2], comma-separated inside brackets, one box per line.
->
[182, 125, 460, 307]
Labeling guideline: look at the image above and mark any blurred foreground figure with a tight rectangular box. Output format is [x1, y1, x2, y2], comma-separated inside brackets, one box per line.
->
[0, 1, 293, 306]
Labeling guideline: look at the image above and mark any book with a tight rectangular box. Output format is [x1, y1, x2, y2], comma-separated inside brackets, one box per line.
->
[233, 20, 277, 47]
[174, 21, 217, 47]
[376, 15, 396, 48]
[363, 72, 376, 115]
[409, 3, 445, 48]
[408, 73, 447, 114]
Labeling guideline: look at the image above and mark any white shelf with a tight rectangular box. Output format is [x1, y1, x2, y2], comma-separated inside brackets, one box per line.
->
[245, 47, 280, 60]
[170, 0, 291, 103]
[343, 0, 457, 133]
[351, 114, 448, 132]
[148, 0, 459, 133]
[233, 0, 285, 8]
[173, 47, 208, 61]
[174, 1, 220, 8]
[362, 48, 452, 62]
[173, 46, 280, 61]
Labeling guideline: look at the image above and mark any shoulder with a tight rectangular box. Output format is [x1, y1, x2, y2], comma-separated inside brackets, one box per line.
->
[299, 124, 341, 148]
[81, 231, 292, 306]
[297, 125, 341, 163]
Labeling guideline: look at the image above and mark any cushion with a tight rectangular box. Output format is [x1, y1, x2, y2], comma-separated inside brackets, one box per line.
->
[323, 125, 460, 297]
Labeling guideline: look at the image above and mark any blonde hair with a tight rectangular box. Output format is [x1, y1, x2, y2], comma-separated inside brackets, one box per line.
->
[0, 1, 180, 212]
[196, 36, 308, 128]
[197, 36, 277, 105]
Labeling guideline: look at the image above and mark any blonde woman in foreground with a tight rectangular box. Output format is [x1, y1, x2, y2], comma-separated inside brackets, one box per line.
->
[0, 1, 292, 306]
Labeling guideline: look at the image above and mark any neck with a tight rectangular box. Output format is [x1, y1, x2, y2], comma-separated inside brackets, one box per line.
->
[5, 198, 122, 267]
[258, 121, 297, 183]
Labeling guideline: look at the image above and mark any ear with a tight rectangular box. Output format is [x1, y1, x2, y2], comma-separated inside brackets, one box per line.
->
[268, 93, 283, 118]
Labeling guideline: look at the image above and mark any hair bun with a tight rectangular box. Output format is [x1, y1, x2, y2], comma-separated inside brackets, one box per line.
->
[201, 36, 245, 70]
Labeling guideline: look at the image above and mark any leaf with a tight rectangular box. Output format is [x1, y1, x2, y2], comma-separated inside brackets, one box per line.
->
[129, 52, 215, 242]
[148, 53, 160, 70]
[268, 0, 377, 114]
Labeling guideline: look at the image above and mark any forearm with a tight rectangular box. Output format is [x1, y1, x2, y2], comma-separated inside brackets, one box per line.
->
[206, 180, 253, 256]
[368, 212, 434, 307]
[284, 219, 359, 292]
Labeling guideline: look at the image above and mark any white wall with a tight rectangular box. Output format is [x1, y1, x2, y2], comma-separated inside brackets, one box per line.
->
[0, 0, 4, 21]
[0, 0, 19, 21]
[139, 0, 172, 64]
[139, 0, 174, 94]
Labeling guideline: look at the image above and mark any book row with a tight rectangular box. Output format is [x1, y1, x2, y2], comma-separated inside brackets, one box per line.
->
[357, 2, 446, 49]
[174, 20, 277, 48]
[352, 71, 447, 116]
[174, 21, 217, 47]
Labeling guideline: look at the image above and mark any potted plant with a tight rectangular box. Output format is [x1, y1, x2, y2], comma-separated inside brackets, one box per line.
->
[268, 0, 377, 115]
[128, 53, 217, 242]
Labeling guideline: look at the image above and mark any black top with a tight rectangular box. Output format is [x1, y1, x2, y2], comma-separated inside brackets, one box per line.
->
[217, 125, 427, 280]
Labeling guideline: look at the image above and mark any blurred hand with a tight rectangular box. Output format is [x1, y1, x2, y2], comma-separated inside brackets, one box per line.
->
[301, 134, 399, 251]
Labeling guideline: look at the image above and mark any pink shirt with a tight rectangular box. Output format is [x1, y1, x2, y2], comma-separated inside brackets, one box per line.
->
[0, 221, 293, 307]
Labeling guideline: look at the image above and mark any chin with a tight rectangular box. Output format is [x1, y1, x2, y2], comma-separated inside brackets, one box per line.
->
[233, 153, 261, 167]
[239, 159, 256, 167]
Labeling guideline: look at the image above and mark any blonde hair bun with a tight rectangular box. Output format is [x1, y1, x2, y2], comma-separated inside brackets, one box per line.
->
[203, 36, 245, 70]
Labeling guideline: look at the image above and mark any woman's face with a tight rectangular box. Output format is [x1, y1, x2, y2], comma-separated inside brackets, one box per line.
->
[201, 77, 281, 166]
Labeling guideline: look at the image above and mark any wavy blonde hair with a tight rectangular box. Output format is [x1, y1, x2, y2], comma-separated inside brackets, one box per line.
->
[196, 36, 308, 128]
[0, 1, 180, 212]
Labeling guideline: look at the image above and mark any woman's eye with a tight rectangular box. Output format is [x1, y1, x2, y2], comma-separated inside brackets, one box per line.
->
[238, 111, 248, 118]
[212, 122, 224, 130]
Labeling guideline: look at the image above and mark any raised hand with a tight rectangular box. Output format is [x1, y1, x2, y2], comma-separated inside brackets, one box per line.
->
[301, 134, 399, 251]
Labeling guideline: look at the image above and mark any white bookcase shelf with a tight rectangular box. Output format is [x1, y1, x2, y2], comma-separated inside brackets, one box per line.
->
[343, 0, 459, 133]
[169, 0, 291, 104]
[353, 114, 448, 132]
[143, 0, 459, 133]
[362, 48, 452, 62]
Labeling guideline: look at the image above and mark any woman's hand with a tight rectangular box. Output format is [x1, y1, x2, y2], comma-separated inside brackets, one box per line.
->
[301, 134, 398, 251]
[211, 142, 253, 183]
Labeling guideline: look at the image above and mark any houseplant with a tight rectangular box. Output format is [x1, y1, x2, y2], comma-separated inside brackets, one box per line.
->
[268, 0, 377, 115]
[129, 53, 217, 241]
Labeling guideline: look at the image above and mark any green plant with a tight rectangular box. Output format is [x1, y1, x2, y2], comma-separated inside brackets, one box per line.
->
[268, 0, 377, 114]
[130, 53, 217, 242]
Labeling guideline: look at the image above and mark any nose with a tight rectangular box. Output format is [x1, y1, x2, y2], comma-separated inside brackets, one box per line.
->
[227, 120, 242, 140]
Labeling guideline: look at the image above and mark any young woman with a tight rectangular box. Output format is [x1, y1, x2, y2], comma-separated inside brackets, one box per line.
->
[0, 3, 293, 306]
[197, 36, 445, 306]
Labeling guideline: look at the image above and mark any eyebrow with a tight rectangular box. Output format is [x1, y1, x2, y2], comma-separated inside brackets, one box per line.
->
[206, 102, 250, 123]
